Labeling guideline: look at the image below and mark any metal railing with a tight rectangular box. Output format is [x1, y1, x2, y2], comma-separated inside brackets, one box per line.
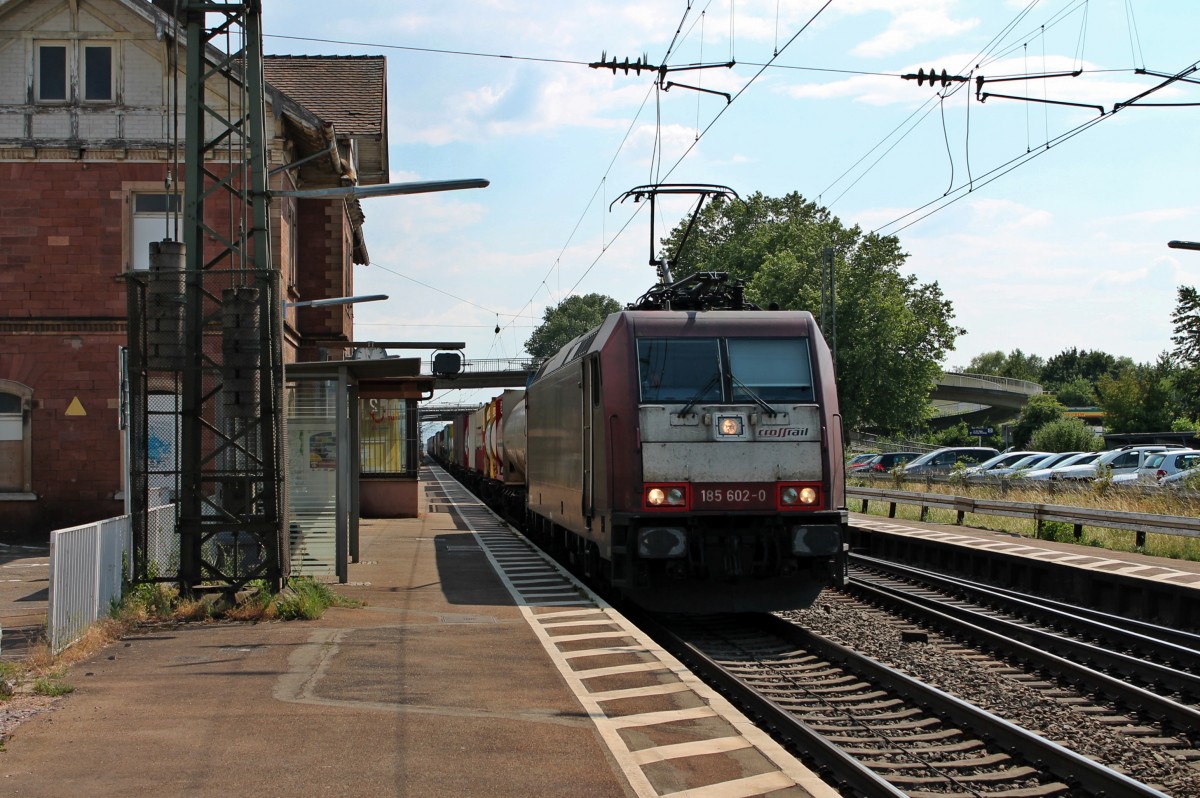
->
[846, 484, 1200, 547]
[47, 504, 176, 652]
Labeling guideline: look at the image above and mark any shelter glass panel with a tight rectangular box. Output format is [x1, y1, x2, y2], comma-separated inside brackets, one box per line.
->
[287, 381, 338, 577]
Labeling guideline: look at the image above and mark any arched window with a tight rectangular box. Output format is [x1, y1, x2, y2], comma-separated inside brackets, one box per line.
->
[0, 381, 33, 495]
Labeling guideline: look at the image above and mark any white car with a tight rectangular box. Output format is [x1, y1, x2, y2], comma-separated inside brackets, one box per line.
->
[1133, 449, 1200, 484]
[1051, 445, 1183, 482]
[989, 451, 1083, 478]
[1016, 451, 1102, 481]
[962, 451, 1047, 478]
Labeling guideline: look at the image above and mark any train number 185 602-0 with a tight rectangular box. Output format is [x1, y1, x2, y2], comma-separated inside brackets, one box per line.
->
[699, 487, 768, 504]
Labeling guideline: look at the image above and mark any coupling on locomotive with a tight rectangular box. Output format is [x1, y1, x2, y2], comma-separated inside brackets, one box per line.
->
[428, 286, 849, 613]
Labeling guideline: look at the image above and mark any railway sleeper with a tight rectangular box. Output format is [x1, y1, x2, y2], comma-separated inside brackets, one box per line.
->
[864, 751, 1015, 770]
[888, 765, 1038, 786]
[840, 738, 985, 756]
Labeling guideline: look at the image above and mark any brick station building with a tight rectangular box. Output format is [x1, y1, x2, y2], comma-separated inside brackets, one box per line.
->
[0, 0, 390, 536]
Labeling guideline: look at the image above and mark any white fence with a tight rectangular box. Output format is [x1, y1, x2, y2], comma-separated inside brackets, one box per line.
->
[47, 504, 176, 653]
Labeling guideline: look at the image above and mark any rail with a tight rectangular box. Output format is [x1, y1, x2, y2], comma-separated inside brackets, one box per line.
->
[846, 485, 1200, 547]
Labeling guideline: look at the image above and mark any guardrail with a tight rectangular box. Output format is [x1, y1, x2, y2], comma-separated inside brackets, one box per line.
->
[47, 504, 175, 653]
[846, 485, 1200, 547]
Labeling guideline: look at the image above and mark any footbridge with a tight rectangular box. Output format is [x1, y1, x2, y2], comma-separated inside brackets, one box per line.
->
[419, 361, 1042, 424]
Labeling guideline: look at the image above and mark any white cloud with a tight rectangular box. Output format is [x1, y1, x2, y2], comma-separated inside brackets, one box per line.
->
[849, 5, 980, 58]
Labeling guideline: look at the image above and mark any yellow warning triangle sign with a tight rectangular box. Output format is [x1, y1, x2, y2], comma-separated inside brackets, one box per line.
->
[65, 396, 87, 416]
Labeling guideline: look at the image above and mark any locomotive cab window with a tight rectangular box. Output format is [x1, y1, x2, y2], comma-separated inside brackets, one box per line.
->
[638, 336, 814, 405]
[638, 338, 722, 403]
[728, 338, 813, 403]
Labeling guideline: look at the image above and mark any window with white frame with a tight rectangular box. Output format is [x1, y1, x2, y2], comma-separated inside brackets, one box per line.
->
[131, 193, 181, 270]
[34, 42, 115, 103]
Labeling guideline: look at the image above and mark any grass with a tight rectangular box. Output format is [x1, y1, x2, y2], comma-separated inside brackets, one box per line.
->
[848, 475, 1200, 561]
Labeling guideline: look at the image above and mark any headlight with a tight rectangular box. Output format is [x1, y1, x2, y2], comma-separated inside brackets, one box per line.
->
[777, 483, 822, 510]
[644, 484, 689, 509]
[718, 416, 743, 436]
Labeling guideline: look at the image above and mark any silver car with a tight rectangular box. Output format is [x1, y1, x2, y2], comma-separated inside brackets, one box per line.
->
[1051, 445, 1182, 482]
[1133, 449, 1200, 484]
[1016, 451, 1101, 481]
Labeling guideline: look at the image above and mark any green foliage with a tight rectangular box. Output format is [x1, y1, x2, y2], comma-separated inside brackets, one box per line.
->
[275, 577, 359, 621]
[1012, 394, 1066, 448]
[1037, 520, 1076, 542]
[929, 421, 975, 447]
[964, 349, 1044, 382]
[660, 191, 962, 435]
[1170, 417, 1200, 434]
[524, 294, 621, 361]
[1050, 377, 1096, 408]
[1096, 357, 1176, 433]
[33, 676, 74, 697]
[1171, 285, 1200, 366]
[1040, 347, 1121, 388]
[128, 581, 178, 619]
[1029, 417, 1101, 452]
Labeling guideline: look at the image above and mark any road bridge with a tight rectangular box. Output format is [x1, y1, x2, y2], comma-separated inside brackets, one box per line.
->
[419, 363, 1042, 425]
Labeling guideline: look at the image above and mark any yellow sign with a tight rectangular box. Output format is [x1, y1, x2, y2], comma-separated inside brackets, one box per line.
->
[65, 397, 87, 416]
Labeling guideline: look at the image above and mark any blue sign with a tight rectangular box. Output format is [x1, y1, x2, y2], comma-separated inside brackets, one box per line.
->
[969, 427, 994, 437]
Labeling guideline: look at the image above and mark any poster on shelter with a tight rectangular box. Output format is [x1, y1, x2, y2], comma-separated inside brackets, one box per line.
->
[308, 431, 336, 470]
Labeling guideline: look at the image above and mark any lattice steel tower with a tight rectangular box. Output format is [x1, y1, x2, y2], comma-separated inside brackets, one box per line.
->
[127, 0, 284, 592]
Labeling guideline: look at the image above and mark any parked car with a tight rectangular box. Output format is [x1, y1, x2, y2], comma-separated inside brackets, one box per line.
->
[988, 451, 1085, 478]
[1130, 449, 1200, 484]
[1016, 451, 1101, 481]
[847, 453, 878, 470]
[1051, 445, 1183, 482]
[852, 451, 922, 473]
[1161, 465, 1200, 486]
[962, 451, 1047, 478]
[903, 446, 999, 476]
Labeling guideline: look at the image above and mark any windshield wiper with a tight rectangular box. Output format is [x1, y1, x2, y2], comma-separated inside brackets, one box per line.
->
[679, 373, 721, 416]
[730, 374, 777, 417]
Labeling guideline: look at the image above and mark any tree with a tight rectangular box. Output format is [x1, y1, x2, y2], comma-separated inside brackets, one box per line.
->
[661, 192, 962, 434]
[1171, 285, 1200, 365]
[1171, 286, 1200, 420]
[1012, 394, 1066, 448]
[524, 294, 621, 361]
[1096, 358, 1175, 433]
[1050, 377, 1096, 408]
[1029, 417, 1101, 452]
[964, 349, 1044, 382]
[1040, 347, 1121, 388]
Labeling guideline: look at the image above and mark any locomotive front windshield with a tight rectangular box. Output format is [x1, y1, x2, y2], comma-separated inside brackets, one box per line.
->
[638, 337, 814, 404]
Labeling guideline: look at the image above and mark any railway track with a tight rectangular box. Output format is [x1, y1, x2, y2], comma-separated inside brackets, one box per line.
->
[639, 610, 1183, 798]
[844, 555, 1200, 739]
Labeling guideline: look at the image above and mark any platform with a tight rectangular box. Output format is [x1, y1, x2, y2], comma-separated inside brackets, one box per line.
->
[0, 467, 839, 798]
[851, 512, 1200, 629]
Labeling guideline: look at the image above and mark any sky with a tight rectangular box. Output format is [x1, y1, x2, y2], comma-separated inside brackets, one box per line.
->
[261, 1, 1200, 403]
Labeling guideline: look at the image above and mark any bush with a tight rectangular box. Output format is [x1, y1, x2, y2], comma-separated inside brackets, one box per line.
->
[1029, 416, 1101, 452]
